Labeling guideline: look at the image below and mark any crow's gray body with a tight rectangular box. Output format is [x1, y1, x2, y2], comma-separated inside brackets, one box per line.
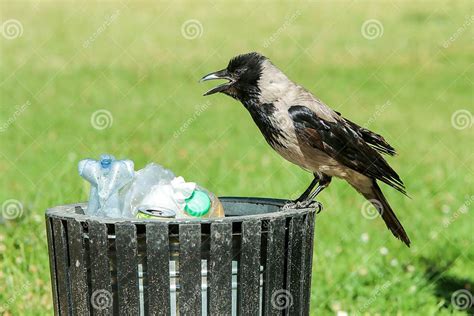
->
[201, 52, 411, 246]
[255, 60, 372, 192]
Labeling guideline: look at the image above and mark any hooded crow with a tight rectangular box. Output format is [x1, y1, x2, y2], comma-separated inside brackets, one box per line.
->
[200, 52, 410, 246]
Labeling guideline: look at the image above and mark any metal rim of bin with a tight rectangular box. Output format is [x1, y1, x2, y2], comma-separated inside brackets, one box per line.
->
[46, 197, 317, 316]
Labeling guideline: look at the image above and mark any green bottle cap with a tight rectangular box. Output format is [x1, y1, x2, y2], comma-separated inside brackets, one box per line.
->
[185, 190, 211, 217]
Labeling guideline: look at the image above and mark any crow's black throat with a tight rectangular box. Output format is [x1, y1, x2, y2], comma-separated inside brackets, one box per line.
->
[243, 101, 288, 148]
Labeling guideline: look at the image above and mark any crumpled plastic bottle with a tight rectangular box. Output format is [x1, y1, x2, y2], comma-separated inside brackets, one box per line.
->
[78, 154, 134, 217]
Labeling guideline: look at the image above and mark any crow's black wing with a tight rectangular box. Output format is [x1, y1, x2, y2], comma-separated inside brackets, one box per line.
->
[289, 105, 406, 194]
[333, 110, 396, 156]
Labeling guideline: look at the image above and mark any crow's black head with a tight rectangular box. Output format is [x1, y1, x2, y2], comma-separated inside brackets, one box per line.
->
[200, 52, 267, 101]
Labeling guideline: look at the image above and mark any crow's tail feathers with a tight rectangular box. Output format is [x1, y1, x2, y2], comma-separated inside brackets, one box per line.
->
[362, 181, 411, 247]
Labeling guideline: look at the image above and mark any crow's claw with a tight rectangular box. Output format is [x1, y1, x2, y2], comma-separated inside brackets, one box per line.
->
[282, 200, 323, 212]
[282, 201, 298, 209]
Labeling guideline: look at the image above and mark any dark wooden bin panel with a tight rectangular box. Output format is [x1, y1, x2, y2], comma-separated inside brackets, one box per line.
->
[52, 218, 72, 316]
[46, 217, 60, 315]
[302, 212, 315, 315]
[263, 217, 286, 316]
[145, 222, 171, 316]
[67, 219, 90, 315]
[288, 215, 305, 315]
[208, 222, 233, 316]
[239, 219, 262, 316]
[88, 221, 113, 316]
[178, 224, 202, 315]
[115, 223, 140, 316]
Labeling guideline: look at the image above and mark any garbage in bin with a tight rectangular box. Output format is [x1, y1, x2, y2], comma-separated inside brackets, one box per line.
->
[79, 155, 224, 219]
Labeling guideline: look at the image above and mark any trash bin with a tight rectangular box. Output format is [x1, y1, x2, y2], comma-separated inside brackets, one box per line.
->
[46, 197, 317, 315]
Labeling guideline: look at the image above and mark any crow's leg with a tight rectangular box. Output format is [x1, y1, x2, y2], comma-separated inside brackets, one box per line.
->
[298, 175, 332, 208]
[295, 174, 320, 202]
[283, 175, 332, 210]
[283, 174, 322, 210]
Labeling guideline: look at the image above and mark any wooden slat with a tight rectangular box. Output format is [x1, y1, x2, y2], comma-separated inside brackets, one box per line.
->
[46, 217, 59, 315]
[145, 223, 170, 316]
[178, 224, 202, 315]
[116, 223, 139, 316]
[208, 222, 233, 315]
[263, 217, 286, 316]
[302, 212, 315, 315]
[67, 219, 90, 315]
[52, 218, 72, 315]
[239, 219, 261, 316]
[287, 215, 304, 315]
[88, 221, 113, 316]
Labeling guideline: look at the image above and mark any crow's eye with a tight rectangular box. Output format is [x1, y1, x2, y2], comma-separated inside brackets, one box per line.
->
[234, 67, 246, 76]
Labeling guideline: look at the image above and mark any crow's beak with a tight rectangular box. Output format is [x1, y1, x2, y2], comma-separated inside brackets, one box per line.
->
[200, 69, 234, 96]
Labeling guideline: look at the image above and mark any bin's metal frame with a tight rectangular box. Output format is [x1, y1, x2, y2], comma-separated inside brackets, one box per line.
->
[46, 197, 316, 316]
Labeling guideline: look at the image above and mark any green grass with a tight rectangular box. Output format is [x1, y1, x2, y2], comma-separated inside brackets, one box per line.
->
[1, 1, 473, 314]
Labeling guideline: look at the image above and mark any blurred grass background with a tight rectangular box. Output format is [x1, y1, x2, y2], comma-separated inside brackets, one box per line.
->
[0, 0, 473, 314]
